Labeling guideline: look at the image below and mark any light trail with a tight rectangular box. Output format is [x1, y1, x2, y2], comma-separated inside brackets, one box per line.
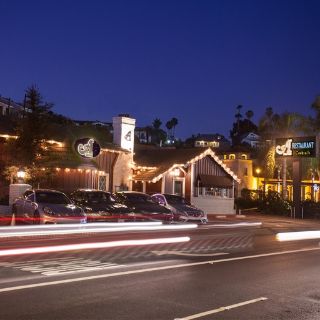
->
[209, 222, 262, 228]
[0, 236, 191, 256]
[0, 224, 197, 238]
[276, 230, 320, 241]
[0, 221, 162, 231]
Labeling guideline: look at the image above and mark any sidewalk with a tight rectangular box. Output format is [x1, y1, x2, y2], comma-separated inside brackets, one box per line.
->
[208, 210, 320, 227]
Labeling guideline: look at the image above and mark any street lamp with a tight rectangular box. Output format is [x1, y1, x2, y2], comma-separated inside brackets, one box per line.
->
[255, 168, 261, 189]
[17, 167, 26, 183]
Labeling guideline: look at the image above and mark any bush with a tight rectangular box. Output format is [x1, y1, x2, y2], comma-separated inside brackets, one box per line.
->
[301, 200, 320, 219]
[235, 188, 262, 210]
[259, 191, 291, 216]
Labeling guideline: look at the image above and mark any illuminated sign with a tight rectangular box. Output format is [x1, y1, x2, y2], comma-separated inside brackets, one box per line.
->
[275, 136, 316, 158]
[75, 138, 101, 158]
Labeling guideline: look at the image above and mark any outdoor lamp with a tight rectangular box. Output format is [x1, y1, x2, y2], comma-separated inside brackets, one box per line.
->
[17, 167, 26, 183]
[255, 168, 261, 190]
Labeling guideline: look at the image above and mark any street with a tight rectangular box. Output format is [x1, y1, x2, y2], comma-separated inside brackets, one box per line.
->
[0, 214, 320, 319]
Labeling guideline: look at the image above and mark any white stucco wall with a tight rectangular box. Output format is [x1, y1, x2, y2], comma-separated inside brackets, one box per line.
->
[113, 152, 133, 191]
[191, 196, 235, 215]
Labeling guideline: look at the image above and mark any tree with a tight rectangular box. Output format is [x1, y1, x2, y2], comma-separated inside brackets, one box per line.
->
[230, 107, 257, 147]
[166, 120, 173, 139]
[152, 118, 162, 130]
[14, 85, 52, 165]
[245, 110, 254, 120]
[258, 109, 307, 199]
[171, 117, 178, 138]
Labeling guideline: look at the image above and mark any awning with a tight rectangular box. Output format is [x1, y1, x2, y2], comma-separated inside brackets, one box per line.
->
[196, 174, 233, 188]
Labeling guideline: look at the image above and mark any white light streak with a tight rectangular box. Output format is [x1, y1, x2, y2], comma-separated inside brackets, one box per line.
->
[0, 221, 162, 231]
[209, 222, 262, 228]
[0, 223, 197, 238]
[0, 237, 190, 257]
[276, 230, 320, 241]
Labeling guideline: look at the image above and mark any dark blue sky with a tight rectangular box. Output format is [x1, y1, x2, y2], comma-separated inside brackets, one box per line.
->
[1, 0, 320, 139]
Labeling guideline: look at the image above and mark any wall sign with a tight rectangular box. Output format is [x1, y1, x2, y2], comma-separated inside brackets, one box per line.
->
[75, 138, 101, 158]
[275, 136, 316, 158]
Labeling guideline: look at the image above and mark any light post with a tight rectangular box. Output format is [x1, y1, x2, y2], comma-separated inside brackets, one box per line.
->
[277, 167, 281, 194]
[256, 168, 261, 189]
[311, 170, 315, 202]
[256, 168, 261, 199]
[17, 167, 26, 184]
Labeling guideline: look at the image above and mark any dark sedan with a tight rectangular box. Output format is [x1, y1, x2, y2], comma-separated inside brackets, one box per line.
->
[70, 189, 138, 222]
[115, 191, 174, 222]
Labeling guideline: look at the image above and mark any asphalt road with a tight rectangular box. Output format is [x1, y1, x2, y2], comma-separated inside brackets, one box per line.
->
[0, 214, 320, 320]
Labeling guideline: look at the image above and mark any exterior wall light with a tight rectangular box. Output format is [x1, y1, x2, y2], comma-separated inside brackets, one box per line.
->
[17, 168, 26, 183]
[170, 168, 180, 177]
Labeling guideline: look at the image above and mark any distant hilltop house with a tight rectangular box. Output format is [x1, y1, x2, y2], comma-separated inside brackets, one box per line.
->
[239, 132, 261, 148]
[0, 96, 25, 116]
[193, 134, 231, 150]
[73, 120, 113, 130]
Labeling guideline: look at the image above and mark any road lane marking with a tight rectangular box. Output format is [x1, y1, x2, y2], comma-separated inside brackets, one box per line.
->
[0, 257, 124, 276]
[201, 222, 262, 229]
[0, 247, 319, 293]
[174, 297, 268, 319]
[152, 250, 229, 257]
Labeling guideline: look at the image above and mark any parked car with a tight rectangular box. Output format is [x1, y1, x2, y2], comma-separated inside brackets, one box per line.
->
[115, 191, 174, 222]
[151, 193, 207, 223]
[12, 189, 87, 224]
[70, 189, 139, 222]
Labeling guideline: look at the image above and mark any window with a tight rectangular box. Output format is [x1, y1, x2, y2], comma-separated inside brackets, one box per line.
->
[26, 193, 35, 202]
[229, 154, 236, 160]
[98, 175, 107, 191]
[244, 167, 248, 176]
[24, 190, 33, 199]
[241, 154, 247, 160]
[152, 194, 166, 206]
[35, 192, 71, 204]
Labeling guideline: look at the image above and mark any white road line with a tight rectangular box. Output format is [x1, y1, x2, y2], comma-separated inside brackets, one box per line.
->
[201, 222, 262, 229]
[174, 297, 268, 320]
[151, 250, 229, 257]
[0, 247, 319, 293]
[1, 258, 124, 276]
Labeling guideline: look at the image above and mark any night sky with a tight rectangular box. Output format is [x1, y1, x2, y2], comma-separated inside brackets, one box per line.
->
[1, 0, 320, 139]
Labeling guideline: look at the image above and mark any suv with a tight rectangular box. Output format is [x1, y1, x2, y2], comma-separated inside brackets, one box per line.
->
[151, 194, 207, 224]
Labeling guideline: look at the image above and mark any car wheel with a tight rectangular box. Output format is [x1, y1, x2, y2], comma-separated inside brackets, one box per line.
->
[33, 210, 41, 224]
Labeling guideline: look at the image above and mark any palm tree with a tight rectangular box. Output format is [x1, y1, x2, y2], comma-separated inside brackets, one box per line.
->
[245, 110, 254, 120]
[258, 110, 306, 199]
[235, 105, 243, 131]
[171, 117, 178, 138]
[166, 120, 173, 139]
[152, 118, 162, 130]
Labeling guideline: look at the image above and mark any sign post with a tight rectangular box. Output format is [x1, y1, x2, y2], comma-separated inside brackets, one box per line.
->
[275, 136, 317, 219]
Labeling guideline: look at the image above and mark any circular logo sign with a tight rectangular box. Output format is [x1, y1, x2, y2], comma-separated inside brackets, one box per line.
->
[75, 138, 101, 158]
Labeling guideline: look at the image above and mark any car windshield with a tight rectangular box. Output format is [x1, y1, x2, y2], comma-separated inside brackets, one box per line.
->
[87, 192, 115, 203]
[36, 192, 72, 205]
[125, 194, 155, 204]
[165, 195, 187, 205]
